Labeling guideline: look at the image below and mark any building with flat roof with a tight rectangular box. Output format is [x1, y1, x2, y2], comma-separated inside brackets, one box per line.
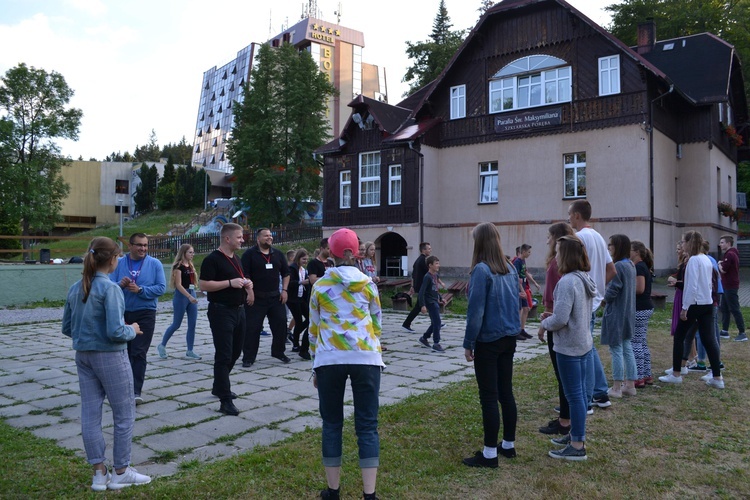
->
[192, 17, 387, 174]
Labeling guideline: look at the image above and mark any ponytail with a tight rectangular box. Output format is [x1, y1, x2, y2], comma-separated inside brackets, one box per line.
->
[82, 237, 120, 303]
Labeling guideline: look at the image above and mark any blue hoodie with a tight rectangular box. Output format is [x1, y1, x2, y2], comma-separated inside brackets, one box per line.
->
[109, 254, 166, 311]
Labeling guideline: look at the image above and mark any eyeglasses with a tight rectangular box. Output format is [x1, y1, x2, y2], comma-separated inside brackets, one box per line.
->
[132, 243, 148, 248]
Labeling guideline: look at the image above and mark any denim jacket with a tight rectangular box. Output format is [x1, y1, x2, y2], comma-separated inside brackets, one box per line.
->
[62, 272, 136, 351]
[463, 261, 521, 350]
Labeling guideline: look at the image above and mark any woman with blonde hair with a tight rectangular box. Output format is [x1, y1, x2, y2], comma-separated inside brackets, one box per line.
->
[462, 222, 521, 467]
[63, 237, 151, 490]
[158, 244, 201, 359]
[362, 241, 380, 283]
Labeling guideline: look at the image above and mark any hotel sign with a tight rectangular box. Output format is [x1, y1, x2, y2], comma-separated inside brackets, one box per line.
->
[494, 107, 562, 133]
[310, 23, 341, 45]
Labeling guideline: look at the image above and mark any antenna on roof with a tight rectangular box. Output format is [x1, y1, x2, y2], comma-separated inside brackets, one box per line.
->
[334, 2, 342, 24]
[268, 10, 272, 39]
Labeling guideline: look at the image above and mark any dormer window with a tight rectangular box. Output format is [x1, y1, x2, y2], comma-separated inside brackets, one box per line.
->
[489, 55, 571, 113]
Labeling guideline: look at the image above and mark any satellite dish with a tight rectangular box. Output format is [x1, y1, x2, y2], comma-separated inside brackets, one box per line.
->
[232, 210, 243, 219]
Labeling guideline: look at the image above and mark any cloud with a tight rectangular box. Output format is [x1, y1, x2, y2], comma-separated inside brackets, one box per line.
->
[64, 0, 107, 17]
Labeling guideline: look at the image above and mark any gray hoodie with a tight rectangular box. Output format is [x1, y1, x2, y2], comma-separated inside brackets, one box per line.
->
[541, 270, 597, 357]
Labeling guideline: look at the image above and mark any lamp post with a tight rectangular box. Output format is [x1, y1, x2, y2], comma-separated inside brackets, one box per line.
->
[117, 198, 124, 249]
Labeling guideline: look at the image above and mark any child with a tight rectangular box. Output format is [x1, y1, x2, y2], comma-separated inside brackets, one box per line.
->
[418, 255, 445, 352]
[62, 237, 151, 490]
[513, 244, 540, 340]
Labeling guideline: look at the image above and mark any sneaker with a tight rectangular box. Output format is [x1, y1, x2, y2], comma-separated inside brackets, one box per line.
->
[185, 350, 201, 360]
[273, 354, 291, 364]
[402, 325, 416, 333]
[720, 330, 730, 339]
[320, 487, 341, 499]
[688, 363, 707, 372]
[548, 444, 587, 461]
[431, 343, 445, 353]
[551, 434, 571, 446]
[553, 406, 560, 413]
[498, 446, 517, 458]
[664, 366, 689, 376]
[241, 361, 253, 368]
[734, 333, 748, 342]
[219, 400, 240, 416]
[287, 331, 294, 343]
[134, 396, 143, 405]
[587, 406, 594, 415]
[107, 466, 151, 489]
[539, 419, 570, 435]
[700, 372, 713, 382]
[518, 330, 533, 340]
[157, 344, 167, 359]
[706, 378, 725, 389]
[260, 330, 270, 336]
[91, 469, 111, 491]
[462, 450, 498, 468]
[291, 346, 300, 352]
[592, 395, 611, 408]
[418, 337, 430, 348]
[658, 373, 683, 384]
[298, 351, 311, 360]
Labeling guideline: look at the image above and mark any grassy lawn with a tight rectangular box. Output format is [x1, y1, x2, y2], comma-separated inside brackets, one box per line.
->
[2, 306, 749, 498]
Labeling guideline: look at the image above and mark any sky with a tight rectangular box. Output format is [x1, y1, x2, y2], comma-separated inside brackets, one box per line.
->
[0, 0, 612, 161]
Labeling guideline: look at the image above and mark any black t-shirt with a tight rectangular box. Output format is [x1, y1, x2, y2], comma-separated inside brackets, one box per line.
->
[241, 245, 289, 294]
[174, 264, 195, 289]
[307, 258, 327, 282]
[412, 253, 428, 291]
[199, 250, 246, 306]
[635, 260, 653, 311]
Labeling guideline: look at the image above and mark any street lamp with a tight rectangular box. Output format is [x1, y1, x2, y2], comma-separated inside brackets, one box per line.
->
[117, 198, 124, 249]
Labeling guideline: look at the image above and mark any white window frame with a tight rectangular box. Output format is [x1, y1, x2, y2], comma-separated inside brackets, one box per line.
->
[359, 152, 381, 207]
[388, 164, 402, 205]
[598, 55, 621, 96]
[563, 152, 586, 198]
[489, 55, 571, 113]
[450, 85, 466, 119]
[479, 162, 498, 204]
[340, 170, 351, 209]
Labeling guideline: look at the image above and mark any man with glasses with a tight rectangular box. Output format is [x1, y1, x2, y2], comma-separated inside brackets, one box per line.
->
[110, 233, 166, 405]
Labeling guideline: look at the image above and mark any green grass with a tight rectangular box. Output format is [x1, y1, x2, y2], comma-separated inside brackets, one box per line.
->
[2, 306, 749, 497]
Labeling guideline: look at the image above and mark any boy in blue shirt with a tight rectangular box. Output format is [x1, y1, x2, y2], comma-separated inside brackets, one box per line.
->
[418, 256, 445, 353]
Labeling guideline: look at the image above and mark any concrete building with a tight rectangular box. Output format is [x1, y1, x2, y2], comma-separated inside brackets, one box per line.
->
[191, 17, 387, 174]
[316, 0, 748, 276]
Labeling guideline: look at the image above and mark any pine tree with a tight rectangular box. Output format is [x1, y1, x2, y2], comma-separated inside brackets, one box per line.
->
[157, 155, 176, 210]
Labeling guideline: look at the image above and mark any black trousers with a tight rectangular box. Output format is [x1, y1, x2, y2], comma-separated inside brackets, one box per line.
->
[243, 296, 288, 363]
[288, 300, 310, 354]
[124, 309, 156, 397]
[403, 300, 421, 328]
[207, 302, 245, 401]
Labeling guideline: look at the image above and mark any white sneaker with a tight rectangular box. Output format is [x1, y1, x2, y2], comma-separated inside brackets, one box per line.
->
[91, 469, 110, 491]
[658, 374, 683, 384]
[700, 373, 713, 382]
[107, 466, 151, 490]
[664, 366, 688, 376]
[706, 378, 725, 389]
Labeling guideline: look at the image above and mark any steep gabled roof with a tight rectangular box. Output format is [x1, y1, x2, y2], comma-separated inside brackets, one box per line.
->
[348, 95, 412, 134]
[639, 33, 735, 105]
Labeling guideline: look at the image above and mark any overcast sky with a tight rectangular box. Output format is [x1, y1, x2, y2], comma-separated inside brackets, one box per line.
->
[0, 0, 612, 161]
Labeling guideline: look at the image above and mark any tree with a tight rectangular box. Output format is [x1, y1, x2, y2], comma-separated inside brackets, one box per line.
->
[133, 162, 158, 214]
[228, 42, 336, 226]
[134, 129, 161, 162]
[161, 136, 193, 166]
[105, 151, 133, 162]
[0, 63, 81, 258]
[478, 0, 495, 17]
[157, 155, 176, 210]
[402, 0, 466, 96]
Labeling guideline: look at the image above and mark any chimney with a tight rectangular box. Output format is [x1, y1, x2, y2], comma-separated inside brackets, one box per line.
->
[637, 18, 656, 54]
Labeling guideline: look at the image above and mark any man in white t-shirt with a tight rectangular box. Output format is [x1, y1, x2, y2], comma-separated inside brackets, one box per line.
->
[568, 200, 616, 409]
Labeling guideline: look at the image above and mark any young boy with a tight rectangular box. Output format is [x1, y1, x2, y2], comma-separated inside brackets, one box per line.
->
[512, 244, 540, 339]
[418, 255, 445, 353]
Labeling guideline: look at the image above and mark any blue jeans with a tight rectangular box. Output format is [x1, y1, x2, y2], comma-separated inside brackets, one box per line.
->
[76, 350, 134, 469]
[587, 312, 609, 400]
[423, 302, 442, 344]
[473, 335, 517, 446]
[609, 339, 637, 381]
[697, 304, 721, 362]
[161, 290, 197, 350]
[316, 364, 381, 468]
[556, 350, 591, 442]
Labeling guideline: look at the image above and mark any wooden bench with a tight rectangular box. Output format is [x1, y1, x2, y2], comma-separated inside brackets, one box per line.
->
[440, 292, 454, 313]
[447, 280, 469, 296]
[651, 293, 667, 310]
[378, 278, 411, 291]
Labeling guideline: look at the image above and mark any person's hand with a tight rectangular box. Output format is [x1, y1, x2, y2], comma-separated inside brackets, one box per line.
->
[131, 322, 143, 335]
[680, 309, 688, 321]
[537, 326, 546, 342]
[540, 311, 551, 320]
[312, 371, 318, 389]
[464, 348, 474, 362]
[535, 283, 541, 292]
[119, 277, 131, 288]
[126, 282, 139, 293]
[242, 279, 253, 290]
[667, 276, 677, 286]
[280, 290, 288, 304]
[190, 297, 198, 304]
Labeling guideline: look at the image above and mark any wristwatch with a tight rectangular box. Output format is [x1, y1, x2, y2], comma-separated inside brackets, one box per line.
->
[137, 286, 143, 294]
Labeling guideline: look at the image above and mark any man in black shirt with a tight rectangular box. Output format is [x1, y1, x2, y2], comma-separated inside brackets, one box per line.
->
[402, 242, 432, 333]
[307, 238, 330, 287]
[199, 223, 253, 416]
[241, 228, 291, 366]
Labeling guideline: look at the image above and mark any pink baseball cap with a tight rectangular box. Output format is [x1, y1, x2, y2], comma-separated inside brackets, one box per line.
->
[328, 228, 360, 259]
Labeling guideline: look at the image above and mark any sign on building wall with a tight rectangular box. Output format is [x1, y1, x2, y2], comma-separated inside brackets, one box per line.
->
[494, 107, 562, 134]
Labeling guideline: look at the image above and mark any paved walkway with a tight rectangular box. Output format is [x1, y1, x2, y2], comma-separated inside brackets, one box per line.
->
[0, 308, 550, 479]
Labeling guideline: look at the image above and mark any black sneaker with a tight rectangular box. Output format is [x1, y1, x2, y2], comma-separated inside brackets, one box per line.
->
[418, 337, 430, 348]
[688, 363, 707, 372]
[291, 346, 300, 352]
[219, 400, 239, 416]
[551, 434, 571, 446]
[462, 451, 498, 468]
[498, 447, 517, 458]
[539, 419, 571, 435]
[518, 330, 533, 340]
[298, 351, 311, 360]
[592, 394, 611, 408]
[320, 487, 340, 499]
[273, 354, 291, 364]
[211, 390, 237, 399]
[720, 331, 730, 339]
[241, 361, 253, 368]
[402, 325, 416, 333]
[548, 444, 587, 461]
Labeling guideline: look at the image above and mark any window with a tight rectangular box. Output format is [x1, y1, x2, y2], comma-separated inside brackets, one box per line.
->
[389, 164, 402, 205]
[359, 152, 381, 207]
[479, 162, 498, 203]
[353, 45, 363, 97]
[340, 170, 351, 209]
[564, 152, 586, 198]
[489, 55, 571, 113]
[115, 180, 129, 194]
[450, 85, 466, 119]
[598, 55, 620, 96]
[114, 205, 129, 214]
